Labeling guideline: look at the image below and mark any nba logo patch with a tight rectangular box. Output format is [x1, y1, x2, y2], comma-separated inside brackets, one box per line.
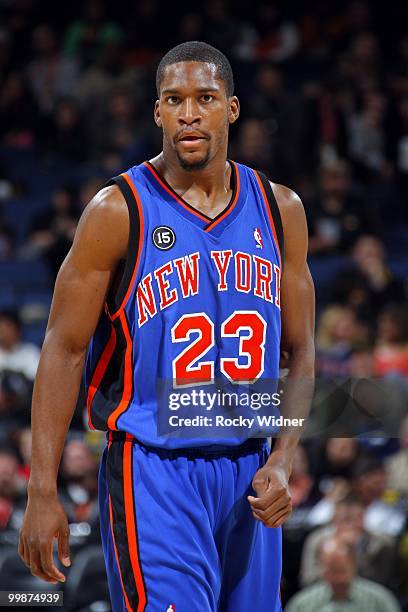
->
[254, 227, 263, 249]
[166, 605, 176, 612]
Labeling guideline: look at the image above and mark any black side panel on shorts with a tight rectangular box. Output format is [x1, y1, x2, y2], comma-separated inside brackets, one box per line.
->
[106, 440, 139, 608]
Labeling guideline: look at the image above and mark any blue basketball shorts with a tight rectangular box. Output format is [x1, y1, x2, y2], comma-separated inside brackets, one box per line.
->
[98, 433, 282, 612]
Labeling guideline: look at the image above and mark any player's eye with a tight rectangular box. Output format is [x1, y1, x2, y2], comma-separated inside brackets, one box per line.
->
[167, 96, 180, 105]
[200, 94, 214, 103]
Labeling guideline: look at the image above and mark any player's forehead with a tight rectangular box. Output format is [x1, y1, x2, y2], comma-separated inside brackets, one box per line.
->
[160, 61, 225, 95]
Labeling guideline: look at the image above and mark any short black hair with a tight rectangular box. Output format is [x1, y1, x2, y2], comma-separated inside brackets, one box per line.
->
[0, 445, 19, 463]
[156, 41, 234, 98]
[0, 309, 21, 330]
[352, 455, 384, 480]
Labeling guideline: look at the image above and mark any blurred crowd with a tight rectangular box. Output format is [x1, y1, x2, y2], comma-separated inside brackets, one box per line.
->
[0, 0, 407, 610]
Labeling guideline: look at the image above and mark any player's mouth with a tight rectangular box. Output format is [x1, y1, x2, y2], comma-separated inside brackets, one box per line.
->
[177, 132, 208, 147]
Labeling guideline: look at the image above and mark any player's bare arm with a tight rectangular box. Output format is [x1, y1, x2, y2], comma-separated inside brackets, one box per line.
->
[248, 184, 315, 528]
[18, 185, 129, 583]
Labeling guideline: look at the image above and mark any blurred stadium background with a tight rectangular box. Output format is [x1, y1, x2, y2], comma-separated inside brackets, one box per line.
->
[0, 0, 407, 610]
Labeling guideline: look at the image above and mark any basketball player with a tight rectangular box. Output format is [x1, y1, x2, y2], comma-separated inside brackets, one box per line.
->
[19, 42, 315, 611]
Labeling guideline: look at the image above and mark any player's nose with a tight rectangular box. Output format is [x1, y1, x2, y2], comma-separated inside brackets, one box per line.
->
[178, 97, 201, 124]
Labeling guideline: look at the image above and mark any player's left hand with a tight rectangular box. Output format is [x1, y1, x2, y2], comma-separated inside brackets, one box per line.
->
[247, 460, 292, 528]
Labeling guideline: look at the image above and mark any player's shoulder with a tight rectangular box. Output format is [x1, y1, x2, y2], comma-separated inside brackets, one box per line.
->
[265, 181, 307, 244]
[269, 181, 304, 221]
[83, 162, 152, 236]
[73, 183, 130, 263]
[83, 184, 128, 228]
[242, 161, 304, 224]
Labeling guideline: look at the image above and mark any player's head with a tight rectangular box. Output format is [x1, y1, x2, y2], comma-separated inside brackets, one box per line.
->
[155, 41, 239, 171]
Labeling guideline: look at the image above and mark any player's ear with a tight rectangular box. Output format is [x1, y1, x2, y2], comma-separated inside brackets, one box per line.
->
[228, 96, 240, 125]
[154, 100, 162, 128]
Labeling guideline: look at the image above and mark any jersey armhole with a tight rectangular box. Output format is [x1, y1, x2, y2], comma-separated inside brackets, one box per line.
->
[104, 174, 141, 315]
[257, 171, 285, 267]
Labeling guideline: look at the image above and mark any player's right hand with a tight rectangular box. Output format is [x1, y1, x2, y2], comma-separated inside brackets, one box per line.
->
[18, 492, 71, 584]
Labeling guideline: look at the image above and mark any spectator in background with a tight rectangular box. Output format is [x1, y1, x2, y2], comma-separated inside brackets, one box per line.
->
[328, 266, 372, 317]
[306, 449, 405, 531]
[0, 213, 14, 260]
[393, 34, 408, 84]
[74, 38, 136, 112]
[348, 344, 375, 377]
[14, 427, 31, 482]
[386, 415, 408, 496]
[308, 160, 372, 255]
[178, 13, 204, 44]
[63, 0, 123, 67]
[316, 305, 367, 377]
[306, 477, 352, 530]
[300, 496, 398, 590]
[327, 234, 405, 325]
[341, 32, 383, 94]
[201, 0, 237, 55]
[374, 305, 408, 377]
[233, 118, 271, 175]
[247, 64, 286, 120]
[125, 0, 164, 57]
[0, 28, 14, 82]
[286, 537, 400, 612]
[351, 235, 404, 311]
[234, 3, 299, 63]
[311, 438, 359, 484]
[0, 310, 40, 380]
[297, 1, 373, 62]
[40, 96, 86, 160]
[300, 80, 351, 173]
[23, 184, 78, 278]
[0, 163, 18, 201]
[388, 91, 408, 189]
[399, 532, 408, 607]
[349, 91, 390, 178]
[0, 72, 38, 147]
[89, 88, 148, 166]
[286, 445, 321, 528]
[58, 439, 99, 529]
[26, 24, 79, 115]
[352, 455, 405, 537]
[245, 64, 301, 180]
[281, 445, 321, 601]
[2, 0, 37, 67]
[0, 447, 26, 531]
[350, 353, 407, 459]
[335, 2, 374, 52]
[0, 371, 32, 442]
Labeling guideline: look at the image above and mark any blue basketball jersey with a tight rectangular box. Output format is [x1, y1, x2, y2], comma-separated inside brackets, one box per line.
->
[85, 160, 283, 448]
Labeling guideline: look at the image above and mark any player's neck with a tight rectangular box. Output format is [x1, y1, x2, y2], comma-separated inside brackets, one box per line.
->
[150, 150, 232, 203]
